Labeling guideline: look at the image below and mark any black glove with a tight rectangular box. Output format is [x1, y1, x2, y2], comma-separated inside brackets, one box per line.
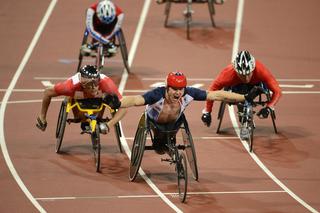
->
[102, 93, 121, 109]
[201, 112, 212, 127]
[257, 107, 270, 119]
[244, 86, 264, 102]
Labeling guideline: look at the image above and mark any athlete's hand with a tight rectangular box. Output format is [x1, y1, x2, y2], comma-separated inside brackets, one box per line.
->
[36, 117, 47, 131]
[201, 112, 212, 127]
[257, 107, 271, 119]
[244, 86, 264, 102]
[102, 93, 121, 109]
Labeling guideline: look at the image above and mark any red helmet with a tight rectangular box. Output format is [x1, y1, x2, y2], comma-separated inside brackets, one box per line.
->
[166, 71, 187, 88]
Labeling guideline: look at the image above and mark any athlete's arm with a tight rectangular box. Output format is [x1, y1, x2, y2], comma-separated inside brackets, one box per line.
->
[103, 13, 124, 41]
[206, 90, 245, 102]
[120, 95, 146, 108]
[38, 86, 59, 123]
[106, 108, 127, 128]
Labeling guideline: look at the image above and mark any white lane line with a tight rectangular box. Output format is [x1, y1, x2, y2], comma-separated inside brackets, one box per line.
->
[124, 136, 239, 140]
[279, 84, 314, 88]
[35, 190, 286, 201]
[34, 77, 68, 80]
[0, 1, 57, 213]
[41, 81, 54, 87]
[229, 1, 318, 212]
[116, 1, 182, 213]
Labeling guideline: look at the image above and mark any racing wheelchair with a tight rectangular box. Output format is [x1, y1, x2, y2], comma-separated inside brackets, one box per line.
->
[77, 28, 130, 73]
[55, 97, 123, 172]
[216, 83, 278, 152]
[160, 0, 224, 39]
[129, 112, 198, 203]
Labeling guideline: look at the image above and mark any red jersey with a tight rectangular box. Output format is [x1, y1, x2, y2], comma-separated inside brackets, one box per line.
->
[54, 73, 122, 99]
[205, 60, 282, 112]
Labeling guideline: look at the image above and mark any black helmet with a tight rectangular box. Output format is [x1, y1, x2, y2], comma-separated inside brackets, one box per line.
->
[232, 50, 256, 75]
[79, 65, 100, 79]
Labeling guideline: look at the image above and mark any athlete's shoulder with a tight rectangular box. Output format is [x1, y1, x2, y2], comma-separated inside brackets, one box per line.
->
[185, 87, 207, 100]
[115, 4, 123, 15]
[142, 87, 165, 104]
[90, 2, 98, 10]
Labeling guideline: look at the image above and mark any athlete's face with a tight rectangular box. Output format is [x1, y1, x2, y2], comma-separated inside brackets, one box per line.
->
[166, 86, 185, 103]
[237, 72, 253, 83]
[80, 76, 99, 93]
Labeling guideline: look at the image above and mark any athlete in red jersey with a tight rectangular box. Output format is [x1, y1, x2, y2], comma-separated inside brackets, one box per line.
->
[36, 65, 126, 132]
[201, 50, 282, 127]
[81, 0, 124, 56]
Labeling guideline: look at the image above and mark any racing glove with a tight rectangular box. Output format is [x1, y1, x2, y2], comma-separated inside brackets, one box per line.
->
[36, 117, 47, 131]
[244, 86, 264, 103]
[201, 112, 212, 127]
[102, 93, 121, 109]
[257, 107, 271, 119]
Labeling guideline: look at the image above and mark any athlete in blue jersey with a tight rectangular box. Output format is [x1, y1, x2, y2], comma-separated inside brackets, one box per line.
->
[104, 71, 262, 154]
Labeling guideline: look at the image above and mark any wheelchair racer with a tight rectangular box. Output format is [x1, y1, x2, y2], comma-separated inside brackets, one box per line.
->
[201, 50, 282, 127]
[36, 65, 126, 134]
[80, 0, 124, 57]
[103, 71, 263, 154]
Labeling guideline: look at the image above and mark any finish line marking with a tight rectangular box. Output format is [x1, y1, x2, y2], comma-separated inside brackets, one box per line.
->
[36, 190, 286, 201]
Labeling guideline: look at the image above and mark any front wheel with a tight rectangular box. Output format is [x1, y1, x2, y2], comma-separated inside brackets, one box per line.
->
[92, 125, 101, 172]
[248, 124, 254, 152]
[177, 152, 188, 203]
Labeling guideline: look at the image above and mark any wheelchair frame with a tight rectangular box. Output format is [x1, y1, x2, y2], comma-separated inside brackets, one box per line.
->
[162, 0, 224, 39]
[77, 28, 130, 73]
[129, 112, 198, 203]
[216, 85, 278, 152]
[55, 97, 123, 172]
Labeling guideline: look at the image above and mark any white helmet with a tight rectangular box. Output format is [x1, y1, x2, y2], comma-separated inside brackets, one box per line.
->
[96, 0, 116, 24]
[233, 50, 256, 75]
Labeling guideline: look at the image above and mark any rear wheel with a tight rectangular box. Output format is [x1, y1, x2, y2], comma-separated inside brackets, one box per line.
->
[129, 114, 147, 181]
[182, 116, 198, 181]
[117, 29, 130, 73]
[185, 0, 192, 40]
[55, 98, 68, 153]
[216, 101, 226, 134]
[270, 109, 278, 134]
[177, 152, 188, 203]
[164, 2, 171, 27]
[114, 122, 123, 153]
[92, 125, 101, 172]
[207, 0, 216, 27]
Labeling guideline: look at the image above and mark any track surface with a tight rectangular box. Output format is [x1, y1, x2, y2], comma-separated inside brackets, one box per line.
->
[1, 0, 320, 212]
